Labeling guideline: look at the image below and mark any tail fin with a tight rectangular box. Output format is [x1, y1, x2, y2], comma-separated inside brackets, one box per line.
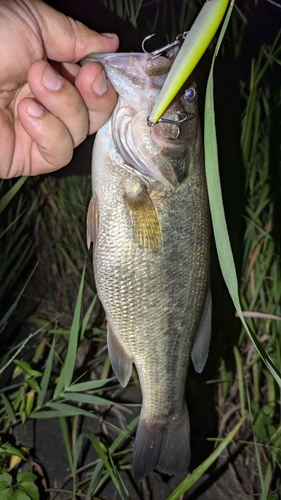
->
[131, 406, 190, 482]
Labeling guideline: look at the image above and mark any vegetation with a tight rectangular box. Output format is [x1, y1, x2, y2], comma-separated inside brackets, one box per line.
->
[0, 0, 280, 498]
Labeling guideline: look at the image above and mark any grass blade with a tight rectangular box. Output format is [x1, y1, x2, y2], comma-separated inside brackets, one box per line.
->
[66, 378, 114, 392]
[204, 0, 281, 386]
[109, 416, 138, 454]
[1, 393, 16, 424]
[0, 323, 44, 375]
[233, 346, 245, 417]
[30, 402, 98, 419]
[0, 177, 27, 214]
[86, 434, 124, 499]
[86, 459, 104, 498]
[54, 267, 86, 397]
[36, 336, 56, 408]
[246, 385, 267, 499]
[61, 392, 114, 406]
[60, 417, 74, 472]
[73, 433, 86, 473]
[80, 294, 97, 339]
[0, 265, 38, 333]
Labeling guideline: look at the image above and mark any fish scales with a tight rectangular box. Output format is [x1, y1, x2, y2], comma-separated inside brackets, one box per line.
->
[82, 51, 211, 481]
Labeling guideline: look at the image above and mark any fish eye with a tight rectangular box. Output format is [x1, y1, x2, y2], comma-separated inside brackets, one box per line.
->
[184, 86, 197, 103]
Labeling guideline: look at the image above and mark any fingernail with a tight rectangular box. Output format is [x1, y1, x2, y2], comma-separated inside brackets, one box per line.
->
[42, 65, 62, 91]
[92, 70, 108, 96]
[101, 32, 114, 38]
[27, 101, 44, 117]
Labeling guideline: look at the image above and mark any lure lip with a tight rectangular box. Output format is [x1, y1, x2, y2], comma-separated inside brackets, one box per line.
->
[148, 0, 230, 125]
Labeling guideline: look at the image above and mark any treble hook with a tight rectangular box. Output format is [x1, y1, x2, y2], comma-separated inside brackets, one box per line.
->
[142, 32, 190, 137]
[147, 112, 189, 140]
[142, 32, 189, 60]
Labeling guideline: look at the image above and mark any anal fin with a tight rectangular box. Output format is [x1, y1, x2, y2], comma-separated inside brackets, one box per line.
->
[191, 287, 212, 373]
[107, 320, 132, 388]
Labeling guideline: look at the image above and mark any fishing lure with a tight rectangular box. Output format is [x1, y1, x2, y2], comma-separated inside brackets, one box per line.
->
[148, 0, 229, 125]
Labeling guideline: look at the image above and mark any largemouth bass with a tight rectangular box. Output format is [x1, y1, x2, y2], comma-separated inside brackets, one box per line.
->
[81, 50, 211, 481]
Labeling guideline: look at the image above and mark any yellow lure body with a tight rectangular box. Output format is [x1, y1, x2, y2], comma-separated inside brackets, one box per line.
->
[149, 0, 229, 124]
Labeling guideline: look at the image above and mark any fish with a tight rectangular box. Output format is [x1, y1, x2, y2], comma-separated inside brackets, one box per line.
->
[81, 50, 211, 482]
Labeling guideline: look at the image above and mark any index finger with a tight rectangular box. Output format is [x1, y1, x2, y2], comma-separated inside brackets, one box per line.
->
[33, 0, 119, 62]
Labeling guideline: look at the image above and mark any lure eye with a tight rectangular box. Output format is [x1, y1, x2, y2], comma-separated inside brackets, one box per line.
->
[184, 86, 197, 103]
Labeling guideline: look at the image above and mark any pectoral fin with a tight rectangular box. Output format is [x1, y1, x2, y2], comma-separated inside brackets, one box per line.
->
[107, 320, 132, 388]
[124, 187, 162, 252]
[87, 196, 99, 252]
[191, 287, 212, 373]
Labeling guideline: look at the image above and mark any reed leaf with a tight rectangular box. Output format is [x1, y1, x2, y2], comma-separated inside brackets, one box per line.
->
[30, 402, 98, 419]
[86, 434, 125, 499]
[0, 177, 27, 214]
[66, 378, 114, 393]
[54, 267, 86, 397]
[204, 1, 281, 387]
[36, 336, 56, 409]
[60, 392, 114, 406]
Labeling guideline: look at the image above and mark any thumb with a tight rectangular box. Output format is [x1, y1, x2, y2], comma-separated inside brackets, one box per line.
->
[33, 0, 119, 63]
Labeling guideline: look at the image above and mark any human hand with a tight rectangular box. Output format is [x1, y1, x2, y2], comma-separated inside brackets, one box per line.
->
[0, 0, 119, 178]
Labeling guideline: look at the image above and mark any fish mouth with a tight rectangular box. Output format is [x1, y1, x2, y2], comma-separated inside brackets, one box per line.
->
[81, 52, 144, 63]
[80, 52, 173, 91]
[81, 52, 149, 83]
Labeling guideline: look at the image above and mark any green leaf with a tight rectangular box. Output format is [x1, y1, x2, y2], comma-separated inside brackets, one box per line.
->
[17, 483, 39, 500]
[37, 336, 56, 408]
[204, 0, 281, 387]
[11, 491, 30, 500]
[59, 417, 73, 473]
[86, 434, 123, 498]
[0, 319, 43, 376]
[253, 413, 268, 439]
[0, 444, 26, 461]
[246, 387, 267, 500]
[13, 361, 41, 378]
[0, 472, 12, 489]
[61, 392, 113, 406]
[16, 473, 37, 484]
[73, 434, 86, 473]
[267, 425, 276, 439]
[1, 394, 16, 424]
[109, 416, 139, 454]
[0, 266, 38, 338]
[80, 295, 97, 339]
[54, 267, 86, 397]
[262, 405, 273, 416]
[25, 379, 40, 392]
[30, 402, 98, 419]
[0, 490, 13, 500]
[167, 418, 244, 500]
[67, 378, 114, 392]
[0, 177, 27, 214]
